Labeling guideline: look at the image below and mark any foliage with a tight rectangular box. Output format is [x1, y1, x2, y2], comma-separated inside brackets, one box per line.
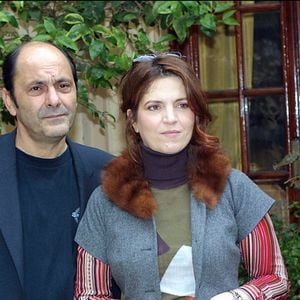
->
[272, 149, 300, 299]
[274, 150, 300, 188]
[273, 202, 300, 299]
[0, 0, 237, 131]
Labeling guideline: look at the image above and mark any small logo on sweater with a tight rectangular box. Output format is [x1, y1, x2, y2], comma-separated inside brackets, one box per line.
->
[72, 207, 80, 223]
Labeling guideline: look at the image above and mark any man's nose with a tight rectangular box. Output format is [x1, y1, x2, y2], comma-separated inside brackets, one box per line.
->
[45, 86, 61, 107]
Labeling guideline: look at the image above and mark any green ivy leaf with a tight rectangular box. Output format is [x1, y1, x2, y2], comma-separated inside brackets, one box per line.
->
[67, 23, 90, 41]
[0, 10, 19, 28]
[0, 37, 5, 49]
[103, 67, 117, 81]
[153, 1, 180, 15]
[111, 27, 126, 48]
[77, 80, 89, 102]
[135, 30, 150, 48]
[158, 14, 169, 30]
[223, 17, 239, 26]
[117, 12, 137, 23]
[64, 13, 84, 25]
[11, 1, 25, 11]
[44, 18, 57, 35]
[153, 42, 169, 52]
[199, 2, 210, 15]
[0, 11, 11, 24]
[181, 1, 203, 15]
[200, 13, 217, 31]
[223, 9, 236, 19]
[200, 26, 214, 38]
[113, 54, 132, 72]
[32, 34, 52, 42]
[89, 39, 105, 60]
[158, 33, 176, 43]
[2, 38, 22, 54]
[88, 65, 104, 82]
[144, 3, 156, 26]
[214, 2, 234, 13]
[173, 16, 194, 43]
[55, 34, 78, 52]
[93, 24, 111, 35]
[28, 9, 42, 21]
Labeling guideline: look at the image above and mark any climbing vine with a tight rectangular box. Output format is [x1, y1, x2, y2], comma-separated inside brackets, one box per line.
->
[0, 1, 237, 131]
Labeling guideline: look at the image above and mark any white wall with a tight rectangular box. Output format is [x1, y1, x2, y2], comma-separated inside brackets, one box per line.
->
[69, 89, 126, 155]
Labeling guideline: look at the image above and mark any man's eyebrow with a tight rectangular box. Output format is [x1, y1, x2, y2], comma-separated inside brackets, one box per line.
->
[56, 78, 72, 83]
[28, 78, 72, 85]
[28, 80, 46, 86]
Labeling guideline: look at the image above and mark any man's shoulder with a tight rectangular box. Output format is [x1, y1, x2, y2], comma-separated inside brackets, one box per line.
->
[0, 131, 15, 142]
[0, 131, 16, 171]
[0, 131, 15, 153]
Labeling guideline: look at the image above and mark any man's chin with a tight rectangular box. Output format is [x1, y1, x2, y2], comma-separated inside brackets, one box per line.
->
[43, 124, 70, 139]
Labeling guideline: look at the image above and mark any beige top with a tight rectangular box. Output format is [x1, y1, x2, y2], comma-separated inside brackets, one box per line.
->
[152, 184, 192, 299]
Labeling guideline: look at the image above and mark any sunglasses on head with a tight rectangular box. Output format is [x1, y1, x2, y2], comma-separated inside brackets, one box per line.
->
[133, 52, 184, 63]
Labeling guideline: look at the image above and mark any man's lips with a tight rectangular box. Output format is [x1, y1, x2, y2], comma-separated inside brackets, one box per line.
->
[44, 114, 67, 118]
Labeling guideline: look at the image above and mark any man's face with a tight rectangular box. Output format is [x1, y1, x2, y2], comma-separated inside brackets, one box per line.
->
[4, 42, 77, 146]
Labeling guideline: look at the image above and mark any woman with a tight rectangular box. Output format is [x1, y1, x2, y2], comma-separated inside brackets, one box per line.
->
[74, 54, 289, 299]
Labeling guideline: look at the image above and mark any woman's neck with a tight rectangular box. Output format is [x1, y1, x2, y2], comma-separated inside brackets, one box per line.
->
[140, 143, 189, 189]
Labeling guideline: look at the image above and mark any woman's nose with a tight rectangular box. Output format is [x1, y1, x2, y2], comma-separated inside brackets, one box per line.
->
[163, 107, 177, 123]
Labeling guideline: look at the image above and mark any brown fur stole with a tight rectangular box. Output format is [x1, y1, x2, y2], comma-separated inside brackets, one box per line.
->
[101, 149, 231, 219]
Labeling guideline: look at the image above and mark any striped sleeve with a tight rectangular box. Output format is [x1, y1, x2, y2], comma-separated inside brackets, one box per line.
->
[74, 246, 118, 300]
[239, 214, 290, 299]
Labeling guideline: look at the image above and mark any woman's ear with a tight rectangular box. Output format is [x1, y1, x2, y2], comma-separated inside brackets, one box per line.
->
[2, 88, 17, 116]
[127, 109, 139, 133]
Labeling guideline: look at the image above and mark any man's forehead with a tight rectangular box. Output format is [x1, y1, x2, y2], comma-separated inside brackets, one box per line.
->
[15, 55, 73, 80]
[20, 42, 64, 57]
[17, 44, 70, 69]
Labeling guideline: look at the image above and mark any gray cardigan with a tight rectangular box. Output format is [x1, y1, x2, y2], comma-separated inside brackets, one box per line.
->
[75, 169, 274, 299]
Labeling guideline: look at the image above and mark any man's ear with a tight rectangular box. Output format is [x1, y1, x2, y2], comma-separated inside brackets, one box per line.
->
[127, 109, 138, 133]
[2, 88, 17, 116]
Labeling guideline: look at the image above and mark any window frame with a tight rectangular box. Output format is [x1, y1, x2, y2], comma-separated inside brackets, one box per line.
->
[171, 1, 300, 216]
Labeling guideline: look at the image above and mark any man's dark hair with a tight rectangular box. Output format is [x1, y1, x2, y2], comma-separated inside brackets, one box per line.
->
[2, 41, 78, 106]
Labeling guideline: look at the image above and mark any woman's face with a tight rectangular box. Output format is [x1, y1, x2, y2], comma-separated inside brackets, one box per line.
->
[128, 76, 195, 154]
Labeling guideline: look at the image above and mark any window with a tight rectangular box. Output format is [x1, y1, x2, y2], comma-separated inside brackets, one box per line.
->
[172, 1, 300, 223]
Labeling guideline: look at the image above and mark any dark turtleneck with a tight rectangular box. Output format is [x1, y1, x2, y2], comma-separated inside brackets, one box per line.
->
[140, 143, 189, 189]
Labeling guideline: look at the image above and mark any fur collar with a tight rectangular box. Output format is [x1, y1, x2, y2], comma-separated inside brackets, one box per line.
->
[102, 149, 231, 219]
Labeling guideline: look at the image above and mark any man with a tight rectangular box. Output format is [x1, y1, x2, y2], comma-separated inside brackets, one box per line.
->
[0, 41, 117, 299]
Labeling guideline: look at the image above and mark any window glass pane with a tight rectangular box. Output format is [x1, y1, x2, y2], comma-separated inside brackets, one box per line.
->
[243, 12, 282, 88]
[207, 100, 241, 169]
[248, 95, 287, 171]
[199, 26, 237, 90]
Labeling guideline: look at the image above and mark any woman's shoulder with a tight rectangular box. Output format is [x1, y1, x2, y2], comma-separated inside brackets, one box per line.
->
[225, 168, 275, 206]
[227, 168, 252, 184]
[87, 185, 114, 210]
